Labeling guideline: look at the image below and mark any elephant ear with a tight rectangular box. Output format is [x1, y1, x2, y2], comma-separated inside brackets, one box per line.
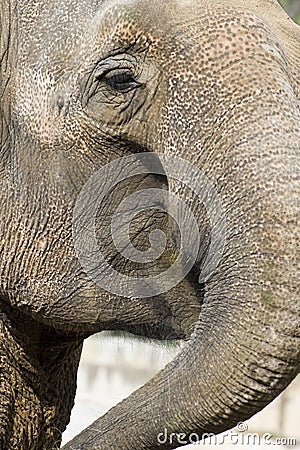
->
[0, 0, 15, 95]
[0, 0, 18, 158]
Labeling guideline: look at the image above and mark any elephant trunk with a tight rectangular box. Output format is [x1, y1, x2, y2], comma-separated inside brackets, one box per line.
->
[62, 75, 300, 450]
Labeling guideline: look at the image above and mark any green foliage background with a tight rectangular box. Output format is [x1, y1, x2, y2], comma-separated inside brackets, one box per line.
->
[278, 0, 300, 24]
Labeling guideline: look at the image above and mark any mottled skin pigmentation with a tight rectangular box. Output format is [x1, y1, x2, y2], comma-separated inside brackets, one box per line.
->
[0, 0, 299, 449]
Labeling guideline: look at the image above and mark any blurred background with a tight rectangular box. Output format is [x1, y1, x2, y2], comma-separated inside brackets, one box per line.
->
[62, 334, 300, 449]
[62, 1, 300, 448]
[278, 0, 300, 23]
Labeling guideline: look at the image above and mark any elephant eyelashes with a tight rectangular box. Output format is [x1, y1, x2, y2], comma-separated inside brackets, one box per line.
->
[103, 69, 142, 92]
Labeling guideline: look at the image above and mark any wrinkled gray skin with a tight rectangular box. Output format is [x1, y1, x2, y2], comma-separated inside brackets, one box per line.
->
[0, 0, 299, 449]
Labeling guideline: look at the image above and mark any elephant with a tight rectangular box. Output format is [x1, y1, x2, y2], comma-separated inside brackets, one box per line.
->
[0, 0, 299, 448]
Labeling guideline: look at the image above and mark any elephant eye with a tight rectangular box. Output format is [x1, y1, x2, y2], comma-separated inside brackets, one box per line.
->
[84, 55, 145, 106]
[101, 69, 142, 93]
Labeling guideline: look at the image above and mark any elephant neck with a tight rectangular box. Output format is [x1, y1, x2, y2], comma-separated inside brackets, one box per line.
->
[0, 303, 82, 449]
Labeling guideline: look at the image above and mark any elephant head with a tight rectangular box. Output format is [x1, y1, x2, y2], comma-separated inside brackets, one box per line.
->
[0, 0, 299, 449]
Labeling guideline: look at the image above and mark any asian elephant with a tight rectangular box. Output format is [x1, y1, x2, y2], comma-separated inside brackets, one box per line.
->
[0, 0, 299, 449]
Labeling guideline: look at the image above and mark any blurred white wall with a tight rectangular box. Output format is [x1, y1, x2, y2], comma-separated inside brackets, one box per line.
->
[62, 334, 300, 449]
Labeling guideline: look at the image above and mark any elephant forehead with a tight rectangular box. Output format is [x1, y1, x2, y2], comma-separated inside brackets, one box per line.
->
[84, 2, 284, 84]
[88, 4, 286, 99]
[14, 1, 283, 84]
[12, 0, 286, 145]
